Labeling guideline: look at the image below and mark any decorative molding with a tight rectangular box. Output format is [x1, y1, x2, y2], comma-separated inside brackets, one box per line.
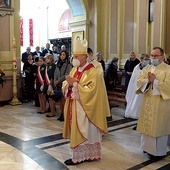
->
[2, 69, 13, 71]
[0, 60, 13, 64]
[69, 20, 90, 27]
[2, 74, 20, 80]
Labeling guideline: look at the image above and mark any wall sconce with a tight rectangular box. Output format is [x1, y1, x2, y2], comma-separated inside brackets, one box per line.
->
[149, 0, 154, 22]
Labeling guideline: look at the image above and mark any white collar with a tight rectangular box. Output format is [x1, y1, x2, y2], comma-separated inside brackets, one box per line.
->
[78, 62, 89, 72]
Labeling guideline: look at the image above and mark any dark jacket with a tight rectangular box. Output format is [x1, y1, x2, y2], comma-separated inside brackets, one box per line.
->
[42, 49, 53, 57]
[124, 58, 140, 73]
[22, 52, 33, 63]
[105, 61, 118, 90]
[32, 51, 42, 57]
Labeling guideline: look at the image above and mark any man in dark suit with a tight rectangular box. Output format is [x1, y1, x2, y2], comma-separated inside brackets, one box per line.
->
[42, 43, 53, 57]
[21, 47, 33, 63]
[32, 46, 42, 58]
[52, 45, 59, 63]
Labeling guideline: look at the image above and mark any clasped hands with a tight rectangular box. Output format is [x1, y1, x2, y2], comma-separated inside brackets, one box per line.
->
[66, 76, 78, 86]
[148, 72, 156, 83]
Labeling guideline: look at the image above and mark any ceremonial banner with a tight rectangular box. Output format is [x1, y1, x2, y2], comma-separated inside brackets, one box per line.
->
[20, 18, 23, 46]
[29, 19, 33, 46]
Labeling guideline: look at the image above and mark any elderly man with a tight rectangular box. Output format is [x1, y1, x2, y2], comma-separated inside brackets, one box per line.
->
[96, 52, 105, 71]
[32, 46, 42, 57]
[62, 40, 109, 165]
[42, 43, 53, 57]
[21, 47, 33, 63]
[61, 44, 66, 51]
[136, 47, 170, 160]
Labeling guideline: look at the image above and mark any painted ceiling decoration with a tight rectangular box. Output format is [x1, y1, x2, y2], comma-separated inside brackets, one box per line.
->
[66, 0, 85, 17]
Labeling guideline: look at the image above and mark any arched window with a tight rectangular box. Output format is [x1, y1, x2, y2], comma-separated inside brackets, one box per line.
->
[58, 9, 72, 32]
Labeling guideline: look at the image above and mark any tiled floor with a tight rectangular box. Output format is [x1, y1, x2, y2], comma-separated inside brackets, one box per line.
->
[0, 102, 169, 170]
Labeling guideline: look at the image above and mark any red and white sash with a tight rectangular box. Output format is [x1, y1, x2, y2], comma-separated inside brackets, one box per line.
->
[45, 66, 50, 86]
[45, 65, 53, 95]
[34, 66, 44, 91]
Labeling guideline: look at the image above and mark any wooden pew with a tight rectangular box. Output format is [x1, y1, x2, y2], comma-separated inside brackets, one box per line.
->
[106, 69, 127, 121]
[107, 91, 126, 98]
[107, 90, 126, 109]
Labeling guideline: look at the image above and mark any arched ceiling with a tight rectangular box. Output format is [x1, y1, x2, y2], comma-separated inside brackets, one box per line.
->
[20, 0, 86, 18]
[66, 0, 85, 17]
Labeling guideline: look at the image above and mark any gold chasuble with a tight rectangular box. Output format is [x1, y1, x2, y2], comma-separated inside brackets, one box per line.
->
[136, 62, 170, 137]
[62, 65, 108, 148]
[91, 60, 111, 118]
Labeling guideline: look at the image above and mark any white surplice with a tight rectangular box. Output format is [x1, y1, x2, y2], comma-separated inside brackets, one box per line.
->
[71, 89, 102, 163]
[141, 134, 168, 156]
[136, 62, 170, 156]
[125, 64, 143, 119]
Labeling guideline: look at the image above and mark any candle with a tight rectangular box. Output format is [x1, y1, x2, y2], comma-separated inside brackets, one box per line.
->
[12, 36, 16, 62]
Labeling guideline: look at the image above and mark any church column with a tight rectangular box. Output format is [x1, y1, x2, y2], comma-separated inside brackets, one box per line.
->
[137, 0, 149, 54]
[151, 0, 166, 48]
[133, 0, 139, 55]
[39, 6, 50, 47]
[165, 0, 170, 53]
[160, 0, 166, 49]
[95, 0, 111, 62]
[117, 0, 124, 69]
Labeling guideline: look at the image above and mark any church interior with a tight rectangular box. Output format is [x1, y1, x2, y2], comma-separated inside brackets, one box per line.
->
[0, 0, 170, 169]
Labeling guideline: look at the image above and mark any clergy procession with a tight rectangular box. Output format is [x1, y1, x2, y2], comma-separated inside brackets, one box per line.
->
[19, 37, 170, 166]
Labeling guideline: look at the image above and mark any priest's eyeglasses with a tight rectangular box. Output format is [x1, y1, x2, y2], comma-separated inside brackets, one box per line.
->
[150, 54, 162, 58]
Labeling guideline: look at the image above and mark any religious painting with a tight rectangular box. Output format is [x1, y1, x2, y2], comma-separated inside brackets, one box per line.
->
[0, 0, 11, 10]
[72, 31, 84, 43]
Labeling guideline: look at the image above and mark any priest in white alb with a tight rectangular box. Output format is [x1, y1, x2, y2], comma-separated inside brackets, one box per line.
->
[125, 54, 150, 120]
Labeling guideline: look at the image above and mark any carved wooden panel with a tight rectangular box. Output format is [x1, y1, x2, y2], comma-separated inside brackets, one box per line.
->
[0, 15, 10, 51]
